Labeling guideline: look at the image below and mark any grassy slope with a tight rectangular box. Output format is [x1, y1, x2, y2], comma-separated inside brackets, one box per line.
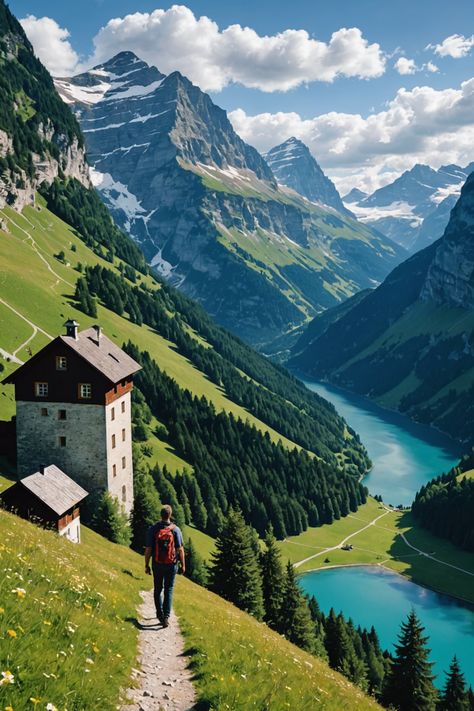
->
[0, 509, 381, 711]
[280, 498, 474, 603]
[0, 199, 306, 454]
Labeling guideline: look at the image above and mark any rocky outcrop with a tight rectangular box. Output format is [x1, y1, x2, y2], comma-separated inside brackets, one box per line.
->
[421, 173, 474, 310]
[265, 137, 350, 215]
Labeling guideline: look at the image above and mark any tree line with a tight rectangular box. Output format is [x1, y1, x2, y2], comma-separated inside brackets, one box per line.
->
[412, 466, 474, 552]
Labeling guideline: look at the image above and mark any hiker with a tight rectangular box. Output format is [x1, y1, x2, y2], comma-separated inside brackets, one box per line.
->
[145, 504, 185, 627]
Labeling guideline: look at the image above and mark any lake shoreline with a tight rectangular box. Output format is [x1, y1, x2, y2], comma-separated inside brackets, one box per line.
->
[299, 561, 474, 608]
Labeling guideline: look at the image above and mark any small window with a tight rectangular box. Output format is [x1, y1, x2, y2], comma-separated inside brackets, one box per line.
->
[78, 383, 92, 399]
[59, 436, 66, 447]
[56, 356, 67, 370]
[35, 382, 48, 397]
[112, 464, 117, 478]
[41, 407, 48, 417]
[58, 409, 67, 420]
[112, 434, 116, 449]
[122, 428, 126, 442]
[111, 407, 115, 421]
[121, 401, 125, 414]
[122, 485, 127, 503]
[122, 456, 126, 469]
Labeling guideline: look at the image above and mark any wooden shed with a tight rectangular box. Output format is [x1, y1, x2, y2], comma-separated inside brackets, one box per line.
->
[0, 464, 88, 543]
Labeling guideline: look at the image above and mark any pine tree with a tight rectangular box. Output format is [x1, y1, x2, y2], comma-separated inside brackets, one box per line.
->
[209, 508, 264, 619]
[277, 562, 316, 652]
[383, 610, 437, 711]
[184, 537, 208, 586]
[130, 470, 161, 552]
[92, 491, 131, 545]
[439, 656, 468, 711]
[259, 526, 284, 629]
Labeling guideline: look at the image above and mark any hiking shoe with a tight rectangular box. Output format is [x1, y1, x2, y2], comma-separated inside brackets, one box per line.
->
[163, 617, 170, 628]
[157, 613, 164, 625]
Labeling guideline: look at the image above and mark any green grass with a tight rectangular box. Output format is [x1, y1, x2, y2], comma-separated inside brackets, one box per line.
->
[0, 508, 381, 711]
[0, 508, 145, 710]
[281, 498, 474, 603]
[174, 579, 381, 711]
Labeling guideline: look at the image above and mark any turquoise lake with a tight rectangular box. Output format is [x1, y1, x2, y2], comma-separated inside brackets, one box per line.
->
[303, 379, 462, 506]
[298, 378, 473, 688]
[301, 566, 474, 687]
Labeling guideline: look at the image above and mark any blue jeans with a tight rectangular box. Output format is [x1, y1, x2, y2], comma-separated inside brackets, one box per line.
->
[152, 563, 177, 619]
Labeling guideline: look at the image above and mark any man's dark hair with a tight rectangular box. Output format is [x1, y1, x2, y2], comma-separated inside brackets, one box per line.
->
[161, 504, 172, 520]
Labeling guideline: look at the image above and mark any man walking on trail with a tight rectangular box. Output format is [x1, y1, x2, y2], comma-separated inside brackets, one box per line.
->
[145, 505, 185, 627]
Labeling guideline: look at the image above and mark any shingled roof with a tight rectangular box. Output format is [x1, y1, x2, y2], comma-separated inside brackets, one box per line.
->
[59, 327, 141, 383]
[20, 464, 88, 516]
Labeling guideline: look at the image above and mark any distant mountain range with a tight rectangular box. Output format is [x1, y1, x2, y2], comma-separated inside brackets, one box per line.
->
[344, 163, 474, 253]
[55, 52, 405, 345]
[291, 173, 474, 445]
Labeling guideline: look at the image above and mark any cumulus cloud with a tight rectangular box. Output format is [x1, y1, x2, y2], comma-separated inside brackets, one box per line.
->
[394, 57, 439, 76]
[230, 78, 474, 193]
[394, 57, 417, 75]
[428, 33, 474, 58]
[20, 15, 79, 76]
[84, 5, 385, 92]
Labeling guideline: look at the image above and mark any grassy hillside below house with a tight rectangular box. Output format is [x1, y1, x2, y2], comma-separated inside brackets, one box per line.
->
[0, 508, 382, 710]
[279, 497, 474, 604]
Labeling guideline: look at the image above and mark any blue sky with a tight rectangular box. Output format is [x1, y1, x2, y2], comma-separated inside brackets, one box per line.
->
[10, 0, 474, 192]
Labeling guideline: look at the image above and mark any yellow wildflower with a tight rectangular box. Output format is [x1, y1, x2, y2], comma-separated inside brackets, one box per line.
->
[42, 620, 52, 626]
[5, 705, 14, 710]
[83, 603, 92, 611]
[7, 630, 17, 638]
[29, 699, 40, 706]
[12, 587, 26, 599]
[0, 607, 4, 614]
[92, 645, 99, 654]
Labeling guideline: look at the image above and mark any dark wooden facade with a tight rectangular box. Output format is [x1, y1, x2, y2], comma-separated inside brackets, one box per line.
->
[4, 338, 133, 406]
[0, 483, 79, 532]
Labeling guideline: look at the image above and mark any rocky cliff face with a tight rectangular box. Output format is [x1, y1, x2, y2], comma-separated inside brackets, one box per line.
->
[421, 173, 474, 310]
[0, 2, 89, 210]
[265, 137, 350, 215]
[345, 163, 473, 251]
[56, 52, 405, 345]
[291, 173, 474, 444]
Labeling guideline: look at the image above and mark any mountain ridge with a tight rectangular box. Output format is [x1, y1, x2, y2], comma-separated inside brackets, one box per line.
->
[55, 51, 405, 345]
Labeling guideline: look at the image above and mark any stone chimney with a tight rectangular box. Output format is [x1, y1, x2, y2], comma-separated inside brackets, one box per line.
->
[93, 324, 102, 345]
[64, 319, 79, 340]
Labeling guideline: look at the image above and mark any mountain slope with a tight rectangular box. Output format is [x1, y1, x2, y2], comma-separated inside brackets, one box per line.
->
[291, 174, 474, 445]
[56, 53, 404, 345]
[265, 136, 350, 214]
[0, 508, 381, 710]
[345, 163, 473, 251]
[0, 2, 89, 208]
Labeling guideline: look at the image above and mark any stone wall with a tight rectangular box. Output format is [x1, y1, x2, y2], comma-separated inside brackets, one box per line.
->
[105, 392, 134, 515]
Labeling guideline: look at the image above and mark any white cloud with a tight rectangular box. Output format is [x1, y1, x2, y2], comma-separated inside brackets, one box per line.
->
[84, 5, 385, 92]
[394, 57, 417, 75]
[394, 57, 439, 76]
[429, 33, 474, 59]
[20, 15, 79, 76]
[230, 78, 474, 194]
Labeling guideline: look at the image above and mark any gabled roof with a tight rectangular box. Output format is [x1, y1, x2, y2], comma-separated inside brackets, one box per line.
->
[3, 327, 141, 385]
[19, 464, 88, 516]
[59, 328, 141, 383]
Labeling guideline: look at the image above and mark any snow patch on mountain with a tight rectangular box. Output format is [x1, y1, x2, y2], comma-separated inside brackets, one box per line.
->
[90, 167, 145, 221]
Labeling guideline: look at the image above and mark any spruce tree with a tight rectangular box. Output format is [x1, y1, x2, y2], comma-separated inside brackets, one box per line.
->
[259, 526, 284, 629]
[130, 470, 161, 552]
[383, 610, 437, 711]
[277, 561, 316, 652]
[439, 656, 468, 711]
[184, 537, 208, 586]
[209, 508, 264, 619]
[92, 491, 131, 545]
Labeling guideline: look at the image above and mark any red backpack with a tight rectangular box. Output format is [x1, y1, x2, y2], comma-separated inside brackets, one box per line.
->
[154, 523, 176, 564]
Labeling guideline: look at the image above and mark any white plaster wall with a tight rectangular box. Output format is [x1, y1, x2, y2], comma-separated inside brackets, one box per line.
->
[105, 392, 134, 515]
[60, 517, 81, 543]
